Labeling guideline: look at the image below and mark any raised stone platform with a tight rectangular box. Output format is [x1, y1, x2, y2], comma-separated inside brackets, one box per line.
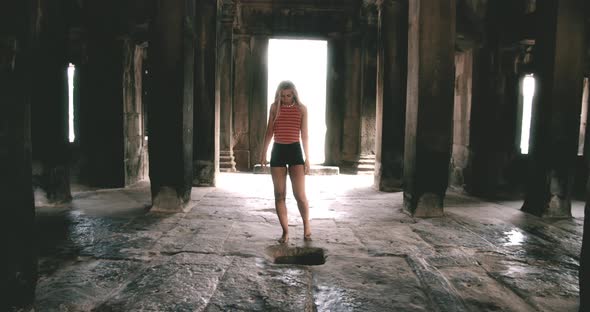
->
[253, 164, 340, 175]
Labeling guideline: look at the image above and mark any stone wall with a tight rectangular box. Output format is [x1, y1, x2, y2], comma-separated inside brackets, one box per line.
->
[0, 0, 37, 309]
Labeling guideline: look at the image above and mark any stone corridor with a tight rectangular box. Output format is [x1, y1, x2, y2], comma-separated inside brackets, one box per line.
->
[34, 173, 583, 311]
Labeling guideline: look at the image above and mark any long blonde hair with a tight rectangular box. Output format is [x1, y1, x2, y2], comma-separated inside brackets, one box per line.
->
[273, 80, 303, 124]
[273, 80, 301, 106]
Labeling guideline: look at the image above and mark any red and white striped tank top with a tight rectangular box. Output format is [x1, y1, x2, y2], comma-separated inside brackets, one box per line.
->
[273, 104, 302, 143]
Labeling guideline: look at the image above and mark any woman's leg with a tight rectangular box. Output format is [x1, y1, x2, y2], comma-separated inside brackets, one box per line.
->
[289, 165, 311, 240]
[271, 167, 289, 243]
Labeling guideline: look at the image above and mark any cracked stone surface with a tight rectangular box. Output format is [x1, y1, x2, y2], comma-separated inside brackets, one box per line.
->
[33, 173, 583, 311]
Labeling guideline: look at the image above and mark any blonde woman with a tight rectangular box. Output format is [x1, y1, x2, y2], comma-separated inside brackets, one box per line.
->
[261, 81, 311, 244]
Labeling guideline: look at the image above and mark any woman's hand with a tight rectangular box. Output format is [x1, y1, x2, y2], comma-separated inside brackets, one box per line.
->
[260, 156, 268, 167]
[304, 159, 310, 175]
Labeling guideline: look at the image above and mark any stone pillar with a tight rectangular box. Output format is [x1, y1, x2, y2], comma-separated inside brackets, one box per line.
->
[148, 0, 195, 212]
[470, 49, 517, 195]
[404, 0, 455, 217]
[359, 2, 378, 174]
[31, 0, 71, 204]
[374, 0, 407, 191]
[0, 1, 37, 308]
[233, 35, 251, 171]
[581, 177, 590, 312]
[449, 50, 473, 190]
[582, 62, 590, 312]
[78, 4, 125, 187]
[78, 38, 125, 187]
[123, 41, 148, 186]
[193, 0, 218, 186]
[340, 36, 362, 172]
[218, 0, 236, 172]
[522, 0, 585, 217]
[467, 1, 516, 196]
[468, 45, 496, 195]
[325, 38, 345, 166]
[249, 36, 269, 169]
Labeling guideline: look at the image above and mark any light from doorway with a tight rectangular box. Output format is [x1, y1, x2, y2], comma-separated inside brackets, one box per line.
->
[67, 63, 76, 143]
[520, 74, 535, 154]
[267, 38, 327, 165]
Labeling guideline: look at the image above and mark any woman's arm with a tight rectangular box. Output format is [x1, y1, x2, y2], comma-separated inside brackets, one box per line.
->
[300, 104, 310, 174]
[261, 103, 276, 165]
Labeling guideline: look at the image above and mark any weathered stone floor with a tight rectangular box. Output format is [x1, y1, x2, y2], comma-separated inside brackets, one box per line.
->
[33, 173, 583, 311]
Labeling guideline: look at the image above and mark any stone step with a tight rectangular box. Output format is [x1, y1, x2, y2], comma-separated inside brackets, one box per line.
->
[219, 155, 236, 172]
[357, 164, 375, 171]
[253, 164, 340, 175]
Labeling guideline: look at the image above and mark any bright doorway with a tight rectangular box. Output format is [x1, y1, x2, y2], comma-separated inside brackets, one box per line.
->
[267, 38, 327, 164]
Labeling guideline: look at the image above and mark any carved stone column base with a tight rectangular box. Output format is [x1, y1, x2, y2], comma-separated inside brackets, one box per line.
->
[404, 192, 444, 217]
[219, 150, 236, 172]
[193, 160, 215, 186]
[373, 160, 403, 192]
[151, 186, 191, 213]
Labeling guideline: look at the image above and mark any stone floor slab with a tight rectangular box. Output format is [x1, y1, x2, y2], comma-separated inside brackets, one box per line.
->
[32, 173, 583, 311]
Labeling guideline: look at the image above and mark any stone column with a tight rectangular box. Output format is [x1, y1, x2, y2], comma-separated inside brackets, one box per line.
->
[581, 177, 590, 311]
[31, 0, 71, 204]
[123, 41, 148, 186]
[218, 0, 236, 172]
[249, 36, 269, 169]
[522, 0, 585, 217]
[404, 0, 455, 217]
[193, 0, 218, 186]
[359, 1, 378, 174]
[0, 0, 37, 307]
[582, 59, 590, 312]
[78, 3, 126, 187]
[469, 48, 515, 195]
[449, 50, 473, 190]
[341, 35, 362, 172]
[325, 38, 345, 166]
[233, 34, 251, 171]
[374, 0, 407, 191]
[78, 38, 126, 187]
[467, 1, 516, 196]
[148, 0, 195, 212]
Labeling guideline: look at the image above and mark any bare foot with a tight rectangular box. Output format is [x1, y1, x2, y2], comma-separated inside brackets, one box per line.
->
[278, 233, 289, 244]
[304, 232, 312, 242]
[304, 222, 312, 241]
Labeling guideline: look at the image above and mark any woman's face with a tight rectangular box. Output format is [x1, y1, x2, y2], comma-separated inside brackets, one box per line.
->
[280, 89, 294, 105]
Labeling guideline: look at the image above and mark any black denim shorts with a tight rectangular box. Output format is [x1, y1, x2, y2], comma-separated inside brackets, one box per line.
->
[270, 142, 305, 167]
